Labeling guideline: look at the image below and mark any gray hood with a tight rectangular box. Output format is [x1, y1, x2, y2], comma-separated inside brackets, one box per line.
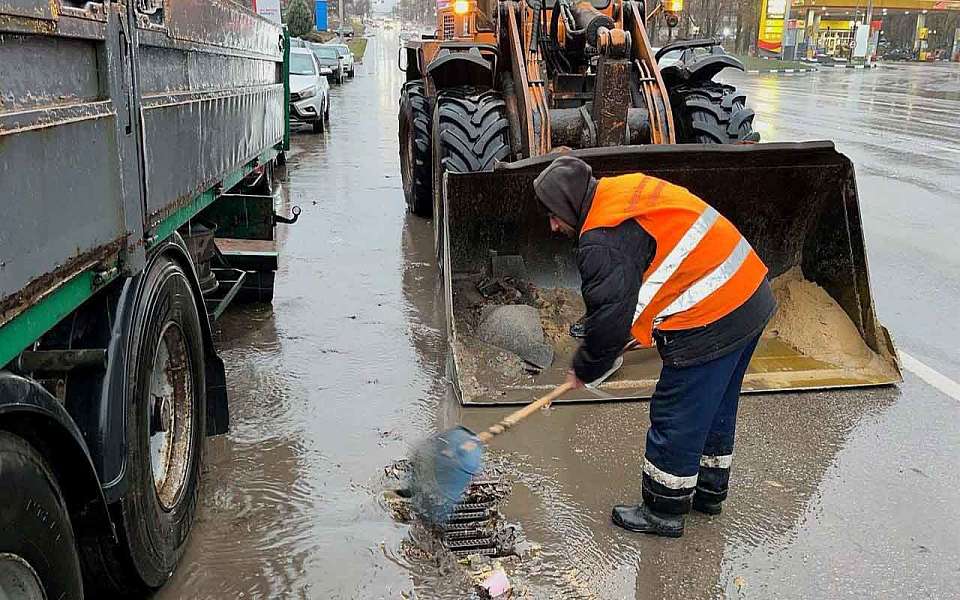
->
[533, 156, 597, 231]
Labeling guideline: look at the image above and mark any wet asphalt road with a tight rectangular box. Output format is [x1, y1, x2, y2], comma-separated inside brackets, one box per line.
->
[156, 34, 960, 599]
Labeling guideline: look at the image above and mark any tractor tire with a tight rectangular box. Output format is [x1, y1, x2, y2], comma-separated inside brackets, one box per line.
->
[432, 86, 512, 259]
[399, 80, 433, 216]
[671, 82, 760, 144]
[433, 86, 511, 174]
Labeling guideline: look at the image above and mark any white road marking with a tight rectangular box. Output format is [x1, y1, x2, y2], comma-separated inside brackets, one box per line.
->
[899, 351, 960, 402]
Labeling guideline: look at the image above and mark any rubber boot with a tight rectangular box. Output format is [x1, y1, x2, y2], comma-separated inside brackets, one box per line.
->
[694, 465, 729, 515]
[611, 503, 684, 537]
[692, 488, 724, 515]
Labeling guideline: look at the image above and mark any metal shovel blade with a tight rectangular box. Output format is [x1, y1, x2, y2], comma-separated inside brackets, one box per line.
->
[477, 304, 554, 369]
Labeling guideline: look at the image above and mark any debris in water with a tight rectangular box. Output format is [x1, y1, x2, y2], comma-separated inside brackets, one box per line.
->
[478, 565, 511, 598]
[382, 490, 414, 523]
[381, 459, 531, 596]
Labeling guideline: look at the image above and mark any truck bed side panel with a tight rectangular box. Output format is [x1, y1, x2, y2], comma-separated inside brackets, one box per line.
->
[136, 0, 284, 230]
[0, 18, 126, 321]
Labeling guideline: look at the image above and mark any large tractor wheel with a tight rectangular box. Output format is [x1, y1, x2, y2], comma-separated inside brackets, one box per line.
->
[671, 82, 760, 144]
[432, 86, 511, 259]
[399, 80, 433, 216]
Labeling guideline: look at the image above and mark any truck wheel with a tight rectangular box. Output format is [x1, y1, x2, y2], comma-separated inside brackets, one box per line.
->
[313, 116, 324, 133]
[81, 256, 206, 595]
[399, 80, 433, 216]
[671, 82, 760, 144]
[432, 86, 511, 260]
[0, 432, 83, 600]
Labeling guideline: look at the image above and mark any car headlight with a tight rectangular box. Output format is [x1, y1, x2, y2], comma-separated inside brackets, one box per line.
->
[299, 85, 317, 99]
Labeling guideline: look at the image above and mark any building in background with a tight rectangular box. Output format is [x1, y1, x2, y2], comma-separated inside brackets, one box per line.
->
[755, 0, 959, 60]
[252, 0, 283, 23]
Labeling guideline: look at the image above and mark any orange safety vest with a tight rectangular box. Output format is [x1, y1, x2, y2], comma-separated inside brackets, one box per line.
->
[581, 173, 768, 347]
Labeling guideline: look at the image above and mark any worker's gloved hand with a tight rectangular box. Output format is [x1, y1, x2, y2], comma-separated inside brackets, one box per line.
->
[565, 370, 585, 389]
[569, 315, 587, 338]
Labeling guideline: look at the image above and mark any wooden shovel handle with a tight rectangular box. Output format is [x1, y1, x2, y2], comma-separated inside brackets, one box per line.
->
[477, 382, 575, 443]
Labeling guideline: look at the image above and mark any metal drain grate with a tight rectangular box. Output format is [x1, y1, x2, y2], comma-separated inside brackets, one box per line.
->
[383, 460, 516, 560]
[437, 476, 512, 558]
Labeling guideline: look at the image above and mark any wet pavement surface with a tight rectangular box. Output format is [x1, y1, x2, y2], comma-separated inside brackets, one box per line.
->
[156, 36, 960, 599]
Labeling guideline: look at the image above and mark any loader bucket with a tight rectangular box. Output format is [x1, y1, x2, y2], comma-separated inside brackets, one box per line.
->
[440, 142, 901, 405]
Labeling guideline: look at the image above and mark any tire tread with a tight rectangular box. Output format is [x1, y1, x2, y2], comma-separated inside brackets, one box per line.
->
[399, 80, 433, 216]
[672, 82, 759, 144]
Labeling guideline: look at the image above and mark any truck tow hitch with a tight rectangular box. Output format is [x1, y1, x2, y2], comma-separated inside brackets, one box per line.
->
[273, 205, 302, 225]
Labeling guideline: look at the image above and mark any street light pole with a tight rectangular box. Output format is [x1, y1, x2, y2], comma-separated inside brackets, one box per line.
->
[781, 0, 792, 61]
[339, 0, 345, 34]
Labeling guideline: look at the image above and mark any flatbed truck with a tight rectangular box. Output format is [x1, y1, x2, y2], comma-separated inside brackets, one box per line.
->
[0, 0, 295, 596]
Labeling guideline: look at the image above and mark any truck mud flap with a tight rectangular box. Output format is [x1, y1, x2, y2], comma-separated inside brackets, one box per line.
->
[441, 142, 901, 405]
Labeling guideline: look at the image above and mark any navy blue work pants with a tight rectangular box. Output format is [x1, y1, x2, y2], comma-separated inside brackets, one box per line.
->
[641, 334, 760, 512]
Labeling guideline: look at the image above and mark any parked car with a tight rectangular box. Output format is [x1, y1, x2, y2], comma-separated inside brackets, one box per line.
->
[326, 43, 355, 77]
[289, 47, 330, 133]
[310, 43, 345, 84]
[290, 36, 308, 48]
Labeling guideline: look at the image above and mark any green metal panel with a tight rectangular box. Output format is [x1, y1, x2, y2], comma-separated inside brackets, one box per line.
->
[0, 270, 118, 370]
[0, 146, 280, 369]
[202, 194, 276, 241]
[283, 28, 291, 151]
[146, 146, 279, 249]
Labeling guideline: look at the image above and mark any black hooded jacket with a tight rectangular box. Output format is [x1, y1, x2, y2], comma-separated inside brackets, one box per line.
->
[534, 156, 777, 382]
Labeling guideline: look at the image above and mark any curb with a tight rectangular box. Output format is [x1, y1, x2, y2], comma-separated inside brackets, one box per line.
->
[745, 63, 880, 74]
[746, 67, 818, 74]
[818, 63, 879, 69]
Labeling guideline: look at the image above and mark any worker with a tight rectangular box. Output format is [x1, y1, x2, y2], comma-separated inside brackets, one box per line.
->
[533, 155, 777, 538]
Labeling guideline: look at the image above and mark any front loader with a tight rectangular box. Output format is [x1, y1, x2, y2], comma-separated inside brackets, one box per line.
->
[398, 0, 901, 405]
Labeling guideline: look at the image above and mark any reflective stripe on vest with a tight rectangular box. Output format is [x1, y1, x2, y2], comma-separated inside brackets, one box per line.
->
[655, 236, 752, 323]
[633, 206, 719, 321]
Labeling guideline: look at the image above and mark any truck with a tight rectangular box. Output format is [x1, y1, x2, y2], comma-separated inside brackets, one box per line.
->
[0, 0, 295, 596]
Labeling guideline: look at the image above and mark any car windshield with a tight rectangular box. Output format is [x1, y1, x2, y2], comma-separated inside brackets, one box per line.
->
[331, 46, 349, 56]
[290, 53, 316, 75]
[314, 46, 338, 59]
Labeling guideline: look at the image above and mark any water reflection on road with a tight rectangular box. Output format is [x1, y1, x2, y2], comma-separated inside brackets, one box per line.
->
[158, 36, 960, 598]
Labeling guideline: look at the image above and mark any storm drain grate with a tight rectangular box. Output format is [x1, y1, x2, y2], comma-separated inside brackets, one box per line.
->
[436, 476, 512, 558]
[384, 460, 517, 560]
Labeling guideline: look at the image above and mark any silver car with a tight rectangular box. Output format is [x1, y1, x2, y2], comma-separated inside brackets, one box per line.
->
[326, 43, 355, 78]
[289, 48, 330, 133]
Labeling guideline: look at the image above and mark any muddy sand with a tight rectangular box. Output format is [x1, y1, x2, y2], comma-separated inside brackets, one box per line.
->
[451, 268, 896, 402]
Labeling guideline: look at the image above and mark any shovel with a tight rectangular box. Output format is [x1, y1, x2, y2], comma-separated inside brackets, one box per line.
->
[407, 381, 576, 526]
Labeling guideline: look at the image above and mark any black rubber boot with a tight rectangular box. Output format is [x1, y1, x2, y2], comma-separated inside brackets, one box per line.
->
[692, 489, 723, 515]
[611, 503, 684, 537]
[695, 465, 730, 515]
